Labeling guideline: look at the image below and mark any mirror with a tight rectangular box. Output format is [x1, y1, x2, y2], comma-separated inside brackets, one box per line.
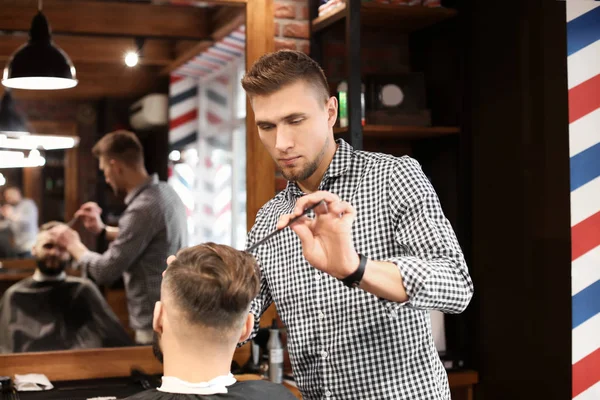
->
[0, 0, 266, 355]
[0, 121, 79, 259]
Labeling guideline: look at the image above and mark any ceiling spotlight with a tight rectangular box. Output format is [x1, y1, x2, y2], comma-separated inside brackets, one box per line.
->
[124, 37, 145, 68]
[125, 52, 139, 67]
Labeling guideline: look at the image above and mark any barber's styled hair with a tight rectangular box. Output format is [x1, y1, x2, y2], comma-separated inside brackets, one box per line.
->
[163, 243, 260, 330]
[241, 49, 330, 103]
[92, 130, 144, 167]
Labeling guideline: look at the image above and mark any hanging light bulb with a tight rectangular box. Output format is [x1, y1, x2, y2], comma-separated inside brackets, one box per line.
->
[2, 0, 77, 90]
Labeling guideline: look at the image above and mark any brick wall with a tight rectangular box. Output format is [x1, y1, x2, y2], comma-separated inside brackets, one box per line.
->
[274, 0, 310, 54]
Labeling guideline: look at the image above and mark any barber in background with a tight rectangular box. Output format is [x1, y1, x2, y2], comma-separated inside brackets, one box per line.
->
[52, 130, 188, 345]
[0, 186, 38, 258]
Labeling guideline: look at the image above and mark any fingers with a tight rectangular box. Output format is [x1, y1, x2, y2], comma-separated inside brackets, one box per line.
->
[80, 202, 101, 213]
[163, 255, 177, 278]
[292, 191, 340, 216]
[276, 213, 293, 230]
[327, 199, 356, 221]
[288, 217, 314, 249]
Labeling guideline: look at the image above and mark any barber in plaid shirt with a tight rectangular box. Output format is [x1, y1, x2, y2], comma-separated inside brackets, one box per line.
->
[239, 50, 474, 399]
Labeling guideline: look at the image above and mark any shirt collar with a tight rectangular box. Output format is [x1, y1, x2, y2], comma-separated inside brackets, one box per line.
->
[158, 374, 236, 395]
[33, 269, 67, 282]
[285, 138, 354, 198]
[125, 173, 158, 205]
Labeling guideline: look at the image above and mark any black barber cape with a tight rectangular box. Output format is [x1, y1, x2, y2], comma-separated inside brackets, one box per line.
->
[0, 276, 133, 353]
[123, 380, 298, 400]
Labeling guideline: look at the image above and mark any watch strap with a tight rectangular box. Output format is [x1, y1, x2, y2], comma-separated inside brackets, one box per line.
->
[341, 254, 367, 288]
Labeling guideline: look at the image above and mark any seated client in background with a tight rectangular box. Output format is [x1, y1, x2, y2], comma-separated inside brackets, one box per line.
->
[0, 221, 133, 353]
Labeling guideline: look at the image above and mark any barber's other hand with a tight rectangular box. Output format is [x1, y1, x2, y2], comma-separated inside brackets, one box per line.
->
[50, 225, 82, 249]
[277, 191, 359, 280]
[162, 255, 177, 278]
[75, 202, 105, 235]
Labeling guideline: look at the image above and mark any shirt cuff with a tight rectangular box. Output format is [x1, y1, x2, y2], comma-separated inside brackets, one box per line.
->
[382, 256, 432, 310]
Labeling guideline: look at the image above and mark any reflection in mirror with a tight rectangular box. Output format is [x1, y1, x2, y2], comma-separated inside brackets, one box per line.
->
[0, 1, 247, 355]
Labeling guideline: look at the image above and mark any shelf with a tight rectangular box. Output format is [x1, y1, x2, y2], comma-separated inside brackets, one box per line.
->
[334, 125, 459, 139]
[312, 3, 457, 34]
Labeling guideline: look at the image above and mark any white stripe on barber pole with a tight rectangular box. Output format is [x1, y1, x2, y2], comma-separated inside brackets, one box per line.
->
[572, 245, 600, 296]
[568, 39, 600, 89]
[571, 176, 600, 227]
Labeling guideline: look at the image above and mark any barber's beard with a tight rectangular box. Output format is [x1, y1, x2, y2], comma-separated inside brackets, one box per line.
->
[36, 259, 67, 277]
[280, 136, 330, 183]
[152, 332, 164, 364]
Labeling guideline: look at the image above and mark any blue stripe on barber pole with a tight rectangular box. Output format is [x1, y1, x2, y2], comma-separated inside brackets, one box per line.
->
[570, 142, 600, 191]
[169, 76, 198, 149]
[567, 1, 600, 398]
[567, 5, 600, 56]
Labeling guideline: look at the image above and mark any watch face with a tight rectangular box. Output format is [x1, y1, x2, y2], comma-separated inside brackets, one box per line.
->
[351, 281, 360, 288]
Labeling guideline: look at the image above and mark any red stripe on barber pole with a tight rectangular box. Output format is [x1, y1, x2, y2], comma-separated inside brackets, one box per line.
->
[571, 210, 600, 262]
[569, 73, 600, 124]
[215, 76, 229, 85]
[573, 347, 600, 398]
[170, 109, 198, 130]
[207, 111, 223, 125]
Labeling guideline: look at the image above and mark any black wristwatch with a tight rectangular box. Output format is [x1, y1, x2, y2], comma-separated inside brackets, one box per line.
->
[340, 254, 367, 288]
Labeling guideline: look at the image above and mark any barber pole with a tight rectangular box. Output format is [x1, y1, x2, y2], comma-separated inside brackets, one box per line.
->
[168, 74, 199, 149]
[567, 1, 600, 399]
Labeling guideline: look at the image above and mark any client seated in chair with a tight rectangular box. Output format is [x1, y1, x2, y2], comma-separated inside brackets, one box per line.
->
[124, 243, 296, 400]
[0, 221, 133, 353]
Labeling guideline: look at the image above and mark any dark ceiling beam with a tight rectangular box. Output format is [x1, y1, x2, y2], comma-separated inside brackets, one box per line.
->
[0, 34, 175, 66]
[0, 0, 210, 40]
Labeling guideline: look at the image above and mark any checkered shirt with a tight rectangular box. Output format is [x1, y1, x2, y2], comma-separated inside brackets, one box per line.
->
[245, 139, 474, 400]
[79, 174, 188, 331]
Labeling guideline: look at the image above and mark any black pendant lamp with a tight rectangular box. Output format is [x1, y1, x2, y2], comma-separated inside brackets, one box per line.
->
[0, 90, 29, 134]
[2, 0, 77, 90]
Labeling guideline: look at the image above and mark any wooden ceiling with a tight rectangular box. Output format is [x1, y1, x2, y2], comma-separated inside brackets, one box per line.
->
[0, 0, 245, 100]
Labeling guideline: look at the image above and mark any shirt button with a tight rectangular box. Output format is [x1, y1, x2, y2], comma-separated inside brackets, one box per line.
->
[325, 390, 332, 397]
[321, 350, 328, 359]
[318, 311, 325, 320]
[390, 309, 398, 317]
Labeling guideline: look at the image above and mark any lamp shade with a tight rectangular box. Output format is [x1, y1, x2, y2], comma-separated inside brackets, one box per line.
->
[0, 90, 28, 134]
[2, 11, 77, 90]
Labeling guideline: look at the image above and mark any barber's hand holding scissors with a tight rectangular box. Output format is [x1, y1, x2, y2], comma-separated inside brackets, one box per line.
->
[277, 191, 360, 280]
[74, 202, 105, 235]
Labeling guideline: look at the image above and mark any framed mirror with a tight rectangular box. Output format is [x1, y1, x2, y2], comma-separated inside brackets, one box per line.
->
[0, 0, 275, 360]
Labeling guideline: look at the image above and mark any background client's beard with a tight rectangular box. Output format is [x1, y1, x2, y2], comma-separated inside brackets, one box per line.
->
[37, 259, 67, 277]
[152, 332, 164, 364]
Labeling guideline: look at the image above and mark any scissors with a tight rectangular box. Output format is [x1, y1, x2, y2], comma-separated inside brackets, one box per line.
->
[246, 199, 326, 253]
[65, 215, 78, 228]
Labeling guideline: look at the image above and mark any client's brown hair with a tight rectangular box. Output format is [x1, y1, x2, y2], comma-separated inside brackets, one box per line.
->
[163, 243, 260, 329]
